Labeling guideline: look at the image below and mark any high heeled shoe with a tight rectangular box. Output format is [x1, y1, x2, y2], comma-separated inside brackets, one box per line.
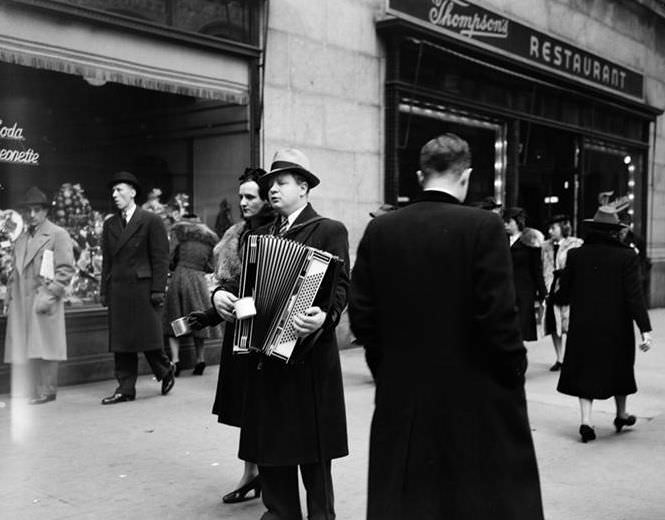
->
[192, 362, 206, 375]
[614, 415, 636, 433]
[579, 424, 596, 443]
[222, 476, 261, 504]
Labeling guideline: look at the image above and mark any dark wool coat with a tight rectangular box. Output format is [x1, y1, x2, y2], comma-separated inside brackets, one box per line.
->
[209, 206, 276, 427]
[557, 232, 651, 399]
[349, 191, 543, 520]
[237, 203, 350, 466]
[510, 237, 547, 341]
[101, 207, 169, 353]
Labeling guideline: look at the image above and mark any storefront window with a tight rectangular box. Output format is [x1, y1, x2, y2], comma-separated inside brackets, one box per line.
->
[0, 61, 250, 314]
[396, 101, 506, 206]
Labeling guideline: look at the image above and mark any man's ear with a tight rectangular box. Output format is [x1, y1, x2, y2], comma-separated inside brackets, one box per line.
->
[460, 167, 472, 186]
[416, 170, 424, 187]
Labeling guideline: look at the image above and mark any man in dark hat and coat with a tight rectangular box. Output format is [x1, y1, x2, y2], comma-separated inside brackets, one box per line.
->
[4, 187, 75, 403]
[211, 148, 350, 520]
[100, 171, 174, 404]
[349, 134, 543, 519]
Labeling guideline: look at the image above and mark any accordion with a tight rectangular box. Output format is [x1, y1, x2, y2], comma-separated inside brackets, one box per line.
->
[233, 235, 341, 362]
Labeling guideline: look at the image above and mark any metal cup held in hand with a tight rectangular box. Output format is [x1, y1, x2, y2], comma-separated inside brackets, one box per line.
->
[170, 317, 191, 337]
[234, 297, 257, 320]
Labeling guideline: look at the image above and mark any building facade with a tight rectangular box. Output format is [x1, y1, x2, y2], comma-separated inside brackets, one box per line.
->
[1, 0, 664, 390]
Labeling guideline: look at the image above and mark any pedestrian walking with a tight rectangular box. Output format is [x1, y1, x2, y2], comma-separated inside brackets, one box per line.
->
[4, 187, 75, 404]
[187, 167, 274, 504]
[556, 205, 652, 443]
[164, 213, 219, 376]
[210, 149, 350, 520]
[503, 207, 547, 342]
[541, 214, 582, 371]
[100, 171, 175, 405]
[349, 134, 543, 520]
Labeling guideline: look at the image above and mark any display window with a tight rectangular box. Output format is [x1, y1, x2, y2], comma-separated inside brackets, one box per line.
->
[0, 61, 250, 313]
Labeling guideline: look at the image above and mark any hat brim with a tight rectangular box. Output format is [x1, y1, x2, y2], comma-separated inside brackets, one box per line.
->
[258, 167, 320, 189]
[108, 180, 141, 192]
[583, 218, 627, 229]
[17, 200, 50, 208]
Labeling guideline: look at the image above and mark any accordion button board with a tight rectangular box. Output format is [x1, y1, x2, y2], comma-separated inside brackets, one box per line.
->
[233, 235, 335, 362]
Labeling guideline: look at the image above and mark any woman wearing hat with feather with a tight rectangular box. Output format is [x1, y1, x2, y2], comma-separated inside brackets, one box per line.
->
[556, 202, 652, 443]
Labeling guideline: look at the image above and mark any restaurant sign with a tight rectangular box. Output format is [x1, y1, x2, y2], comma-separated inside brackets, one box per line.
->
[387, 0, 644, 100]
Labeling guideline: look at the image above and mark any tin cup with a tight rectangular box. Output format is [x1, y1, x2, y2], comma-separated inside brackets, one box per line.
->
[170, 316, 191, 337]
[234, 297, 257, 320]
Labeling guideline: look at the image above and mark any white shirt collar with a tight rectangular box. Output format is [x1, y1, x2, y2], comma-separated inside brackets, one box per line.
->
[283, 204, 307, 231]
[123, 203, 137, 223]
[509, 232, 521, 246]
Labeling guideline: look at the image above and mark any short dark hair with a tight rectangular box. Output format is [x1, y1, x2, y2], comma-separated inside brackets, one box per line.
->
[503, 207, 527, 231]
[238, 167, 268, 200]
[419, 133, 471, 178]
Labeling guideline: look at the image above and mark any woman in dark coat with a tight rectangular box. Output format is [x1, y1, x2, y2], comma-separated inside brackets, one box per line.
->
[556, 207, 652, 443]
[188, 168, 273, 503]
[503, 207, 547, 341]
[164, 214, 220, 375]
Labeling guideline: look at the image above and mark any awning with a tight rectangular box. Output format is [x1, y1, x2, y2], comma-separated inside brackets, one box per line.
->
[0, 2, 250, 104]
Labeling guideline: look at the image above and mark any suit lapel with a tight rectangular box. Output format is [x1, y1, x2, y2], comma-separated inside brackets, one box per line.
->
[112, 208, 144, 256]
[22, 221, 52, 270]
[13, 233, 28, 275]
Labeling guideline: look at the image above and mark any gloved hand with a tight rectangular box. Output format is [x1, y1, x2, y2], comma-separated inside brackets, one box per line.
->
[187, 311, 209, 331]
[150, 292, 165, 307]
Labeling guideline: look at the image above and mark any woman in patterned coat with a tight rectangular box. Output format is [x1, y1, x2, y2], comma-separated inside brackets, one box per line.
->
[541, 214, 583, 371]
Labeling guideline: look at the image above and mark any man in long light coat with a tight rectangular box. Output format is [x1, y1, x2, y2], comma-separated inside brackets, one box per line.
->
[4, 187, 74, 404]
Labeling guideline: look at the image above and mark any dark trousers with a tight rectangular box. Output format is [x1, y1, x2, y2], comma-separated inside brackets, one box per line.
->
[29, 359, 59, 396]
[114, 350, 171, 396]
[259, 461, 335, 520]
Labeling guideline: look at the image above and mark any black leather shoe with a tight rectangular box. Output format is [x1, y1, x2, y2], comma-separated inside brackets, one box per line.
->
[549, 361, 562, 372]
[174, 361, 181, 378]
[192, 361, 206, 376]
[29, 394, 56, 405]
[161, 365, 176, 395]
[101, 393, 135, 405]
[614, 415, 636, 433]
[579, 424, 596, 443]
[222, 476, 261, 504]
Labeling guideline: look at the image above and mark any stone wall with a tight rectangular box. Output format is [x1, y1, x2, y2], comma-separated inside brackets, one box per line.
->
[261, 0, 385, 260]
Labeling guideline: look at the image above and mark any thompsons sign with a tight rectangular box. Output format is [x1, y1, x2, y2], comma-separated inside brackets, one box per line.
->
[387, 0, 644, 100]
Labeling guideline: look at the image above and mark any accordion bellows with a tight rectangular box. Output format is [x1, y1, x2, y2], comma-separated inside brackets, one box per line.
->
[233, 235, 336, 362]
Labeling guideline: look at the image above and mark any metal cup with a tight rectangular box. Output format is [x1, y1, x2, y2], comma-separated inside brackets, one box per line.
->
[234, 297, 257, 320]
[170, 316, 191, 337]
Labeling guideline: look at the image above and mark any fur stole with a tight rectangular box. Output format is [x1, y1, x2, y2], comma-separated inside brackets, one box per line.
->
[171, 221, 219, 247]
[213, 221, 246, 284]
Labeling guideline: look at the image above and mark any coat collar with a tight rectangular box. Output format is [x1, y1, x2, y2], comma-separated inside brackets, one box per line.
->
[111, 207, 147, 256]
[270, 203, 322, 236]
[15, 219, 56, 273]
[413, 190, 462, 205]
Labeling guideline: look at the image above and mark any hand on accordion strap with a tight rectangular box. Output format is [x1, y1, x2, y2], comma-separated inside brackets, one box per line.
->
[187, 311, 209, 331]
[293, 307, 327, 338]
[213, 289, 238, 322]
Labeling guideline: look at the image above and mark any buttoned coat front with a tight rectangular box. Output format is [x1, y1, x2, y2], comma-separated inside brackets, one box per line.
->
[349, 191, 543, 520]
[237, 203, 350, 466]
[101, 207, 169, 353]
[4, 219, 75, 363]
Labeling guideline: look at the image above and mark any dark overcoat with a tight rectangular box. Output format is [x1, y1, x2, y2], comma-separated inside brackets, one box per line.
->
[101, 207, 169, 353]
[349, 191, 543, 520]
[510, 237, 547, 341]
[557, 232, 651, 399]
[237, 203, 350, 466]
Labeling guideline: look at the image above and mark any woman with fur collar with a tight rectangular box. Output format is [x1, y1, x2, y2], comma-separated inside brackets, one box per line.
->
[164, 214, 220, 375]
[541, 215, 583, 371]
[188, 168, 274, 505]
[503, 207, 547, 343]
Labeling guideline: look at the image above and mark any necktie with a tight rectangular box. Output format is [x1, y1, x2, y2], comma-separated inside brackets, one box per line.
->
[277, 216, 288, 236]
[28, 224, 36, 236]
[121, 210, 127, 228]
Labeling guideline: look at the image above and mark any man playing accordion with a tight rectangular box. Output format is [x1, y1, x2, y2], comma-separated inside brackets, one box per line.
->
[211, 148, 350, 520]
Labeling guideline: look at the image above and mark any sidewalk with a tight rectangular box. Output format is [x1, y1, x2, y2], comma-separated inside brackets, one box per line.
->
[1, 310, 665, 519]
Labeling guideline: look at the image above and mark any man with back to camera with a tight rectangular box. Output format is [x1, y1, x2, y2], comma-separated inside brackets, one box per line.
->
[349, 134, 544, 520]
[211, 148, 349, 520]
[100, 171, 175, 405]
